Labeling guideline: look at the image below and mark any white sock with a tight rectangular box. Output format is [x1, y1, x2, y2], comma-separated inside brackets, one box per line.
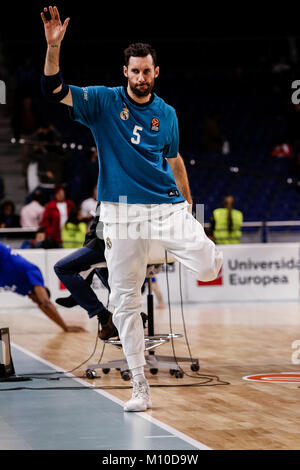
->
[131, 367, 145, 382]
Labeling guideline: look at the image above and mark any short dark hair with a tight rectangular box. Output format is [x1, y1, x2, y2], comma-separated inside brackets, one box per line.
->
[2, 200, 15, 210]
[124, 43, 157, 67]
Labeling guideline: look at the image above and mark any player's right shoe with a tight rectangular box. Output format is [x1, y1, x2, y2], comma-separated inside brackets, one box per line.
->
[98, 312, 118, 340]
[55, 295, 77, 308]
[123, 377, 152, 412]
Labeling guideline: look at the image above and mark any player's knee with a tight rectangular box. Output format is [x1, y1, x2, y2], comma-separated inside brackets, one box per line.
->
[197, 251, 223, 282]
[54, 260, 65, 276]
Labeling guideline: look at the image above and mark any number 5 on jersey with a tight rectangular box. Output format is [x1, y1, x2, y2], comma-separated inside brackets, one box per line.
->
[131, 125, 143, 145]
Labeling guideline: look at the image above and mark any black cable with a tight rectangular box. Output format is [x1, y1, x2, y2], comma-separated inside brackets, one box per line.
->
[0, 379, 230, 392]
[4, 262, 230, 389]
[178, 262, 229, 385]
[164, 251, 230, 387]
[21, 288, 111, 379]
[178, 262, 194, 363]
[20, 321, 101, 379]
[97, 340, 106, 365]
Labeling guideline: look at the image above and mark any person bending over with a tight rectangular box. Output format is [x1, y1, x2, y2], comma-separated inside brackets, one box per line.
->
[0, 242, 84, 332]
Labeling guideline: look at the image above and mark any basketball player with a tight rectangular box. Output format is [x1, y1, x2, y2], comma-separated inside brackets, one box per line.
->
[0, 242, 84, 333]
[40, 6, 223, 412]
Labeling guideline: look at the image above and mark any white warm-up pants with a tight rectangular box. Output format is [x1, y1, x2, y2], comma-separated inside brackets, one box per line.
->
[102, 205, 223, 370]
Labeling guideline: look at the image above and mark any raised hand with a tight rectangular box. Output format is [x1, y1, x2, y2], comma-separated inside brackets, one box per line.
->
[41, 6, 70, 46]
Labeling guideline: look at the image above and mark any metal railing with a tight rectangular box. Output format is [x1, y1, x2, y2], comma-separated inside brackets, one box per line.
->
[1, 221, 300, 246]
[204, 220, 300, 243]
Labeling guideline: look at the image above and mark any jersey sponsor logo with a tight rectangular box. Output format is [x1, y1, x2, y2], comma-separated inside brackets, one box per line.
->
[168, 189, 179, 197]
[151, 117, 160, 132]
[197, 267, 223, 286]
[120, 107, 129, 121]
[243, 372, 300, 383]
[105, 237, 112, 249]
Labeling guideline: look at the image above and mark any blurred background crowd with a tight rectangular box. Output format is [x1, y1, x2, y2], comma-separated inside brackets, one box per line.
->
[1, 7, 300, 248]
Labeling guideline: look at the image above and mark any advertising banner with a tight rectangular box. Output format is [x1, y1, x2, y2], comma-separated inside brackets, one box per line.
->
[0, 244, 299, 309]
[186, 243, 300, 302]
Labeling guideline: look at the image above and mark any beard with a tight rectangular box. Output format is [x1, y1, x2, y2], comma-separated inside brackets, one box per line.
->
[129, 80, 154, 98]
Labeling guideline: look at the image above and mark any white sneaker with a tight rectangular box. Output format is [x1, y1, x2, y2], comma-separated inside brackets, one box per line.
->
[124, 378, 152, 412]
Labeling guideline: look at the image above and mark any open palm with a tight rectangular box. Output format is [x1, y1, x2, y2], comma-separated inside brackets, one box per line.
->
[41, 6, 70, 45]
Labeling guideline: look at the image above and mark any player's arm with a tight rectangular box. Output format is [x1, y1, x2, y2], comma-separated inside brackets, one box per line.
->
[41, 6, 73, 106]
[168, 153, 193, 207]
[29, 285, 85, 332]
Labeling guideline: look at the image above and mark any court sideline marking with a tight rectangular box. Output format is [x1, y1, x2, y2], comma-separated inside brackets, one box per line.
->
[11, 342, 211, 451]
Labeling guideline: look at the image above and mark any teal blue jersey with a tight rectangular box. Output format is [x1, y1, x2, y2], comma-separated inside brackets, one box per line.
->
[69, 85, 185, 204]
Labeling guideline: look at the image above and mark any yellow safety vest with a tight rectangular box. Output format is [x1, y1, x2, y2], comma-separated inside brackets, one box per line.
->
[61, 222, 87, 248]
[213, 208, 243, 244]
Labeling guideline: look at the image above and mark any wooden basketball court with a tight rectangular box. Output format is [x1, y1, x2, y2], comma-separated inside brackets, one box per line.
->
[1, 299, 300, 450]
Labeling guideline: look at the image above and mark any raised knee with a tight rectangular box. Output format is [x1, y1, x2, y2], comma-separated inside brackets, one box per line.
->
[198, 253, 223, 282]
[54, 261, 64, 274]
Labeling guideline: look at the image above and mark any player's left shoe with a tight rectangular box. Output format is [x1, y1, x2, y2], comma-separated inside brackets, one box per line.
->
[124, 377, 152, 412]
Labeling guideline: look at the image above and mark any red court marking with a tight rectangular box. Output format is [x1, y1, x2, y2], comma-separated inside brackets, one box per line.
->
[243, 372, 300, 383]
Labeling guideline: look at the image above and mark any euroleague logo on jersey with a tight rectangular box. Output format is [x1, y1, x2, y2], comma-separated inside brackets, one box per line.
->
[243, 373, 300, 383]
[151, 117, 160, 132]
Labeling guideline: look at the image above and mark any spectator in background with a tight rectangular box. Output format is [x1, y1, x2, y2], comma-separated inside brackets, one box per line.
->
[80, 185, 98, 229]
[20, 227, 46, 249]
[271, 143, 293, 159]
[61, 208, 87, 249]
[20, 227, 60, 249]
[0, 200, 20, 228]
[20, 191, 45, 229]
[209, 195, 243, 244]
[25, 121, 68, 190]
[42, 185, 75, 245]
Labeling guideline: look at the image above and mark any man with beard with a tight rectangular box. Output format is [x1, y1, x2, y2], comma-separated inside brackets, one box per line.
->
[40, 6, 223, 412]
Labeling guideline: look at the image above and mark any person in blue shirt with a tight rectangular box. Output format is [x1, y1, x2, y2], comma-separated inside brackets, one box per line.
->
[41, 6, 223, 413]
[0, 242, 84, 333]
